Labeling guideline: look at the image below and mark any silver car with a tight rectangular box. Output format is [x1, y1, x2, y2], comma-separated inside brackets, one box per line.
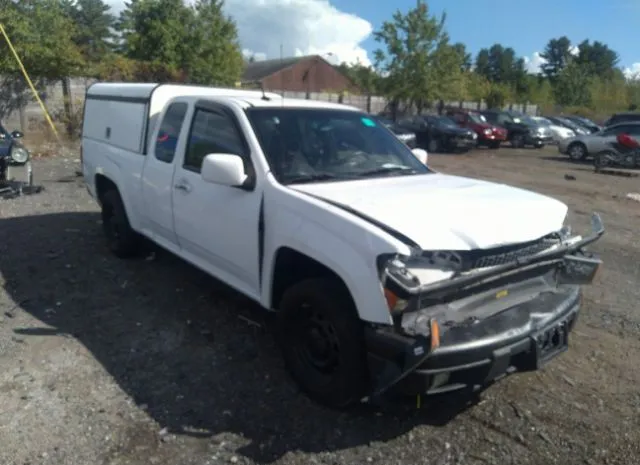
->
[558, 122, 640, 161]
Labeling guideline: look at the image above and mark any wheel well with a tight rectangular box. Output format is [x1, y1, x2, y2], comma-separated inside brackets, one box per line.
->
[95, 174, 118, 204]
[568, 141, 586, 150]
[270, 247, 352, 310]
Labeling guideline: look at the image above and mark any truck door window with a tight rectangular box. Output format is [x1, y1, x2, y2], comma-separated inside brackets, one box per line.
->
[184, 108, 248, 173]
[155, 102, 188, 163]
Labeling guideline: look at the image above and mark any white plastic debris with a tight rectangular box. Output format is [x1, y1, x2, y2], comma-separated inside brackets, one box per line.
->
[626, 193, 640, 203]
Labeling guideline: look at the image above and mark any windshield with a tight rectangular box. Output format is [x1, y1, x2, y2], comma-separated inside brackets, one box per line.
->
[535, 117, 552, 126]
[435, 116, 458, 127]
[518, 115, 537, 125]
[558, 117, 584, 131]
[467, 112, 487, 124]
[245, 108, 431, 185]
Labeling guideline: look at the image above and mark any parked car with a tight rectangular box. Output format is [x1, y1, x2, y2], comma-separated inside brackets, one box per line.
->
[545, 116, 590, 136]
[397, 114, 477, 153]
[558, 121, 640, 161]
[445, 108, 508, 149]
[0, 121, 30, 182]
[530, 116, 575, 143]
[377, 117, 418, 148]
[82, 82, 605, 409]
[563, 116, 601, 134]
[603, 112, 640, 127]
[480, 110, 553, 148]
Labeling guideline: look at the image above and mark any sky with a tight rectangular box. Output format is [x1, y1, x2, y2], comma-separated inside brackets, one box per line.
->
[105, 0, 640, 78]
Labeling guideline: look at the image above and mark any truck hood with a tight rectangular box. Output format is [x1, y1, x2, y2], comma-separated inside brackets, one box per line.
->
[291, 173, 568, 251]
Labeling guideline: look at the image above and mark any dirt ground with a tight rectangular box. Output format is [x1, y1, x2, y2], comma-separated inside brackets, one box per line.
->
[1, 146, 640, 465]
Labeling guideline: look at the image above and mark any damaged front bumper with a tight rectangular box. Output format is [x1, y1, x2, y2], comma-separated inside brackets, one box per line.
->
[363, 213, 604, 402]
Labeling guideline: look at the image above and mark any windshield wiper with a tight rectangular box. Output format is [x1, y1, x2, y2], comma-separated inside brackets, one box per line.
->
[284, 173, 346, 185]
[355, 165, 420, 178]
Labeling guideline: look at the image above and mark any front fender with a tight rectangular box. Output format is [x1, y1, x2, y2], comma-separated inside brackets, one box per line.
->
[261, 183, 412, 325]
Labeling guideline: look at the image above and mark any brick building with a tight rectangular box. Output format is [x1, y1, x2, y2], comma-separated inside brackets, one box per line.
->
[241, 55, 359, 95]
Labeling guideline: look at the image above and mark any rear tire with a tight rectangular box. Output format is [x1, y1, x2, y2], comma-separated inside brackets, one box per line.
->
[100, 189, 140, 258]
[511, 134, 525, 149]
[427, 138, 439, 153]
[277, 278, 369, 409]
[594, 150, 614, 172]
[568, 142, 587, 161]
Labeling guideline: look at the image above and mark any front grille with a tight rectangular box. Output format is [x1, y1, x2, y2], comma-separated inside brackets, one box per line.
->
[423, 234, 561, 272]
[469, 237, 559, 269]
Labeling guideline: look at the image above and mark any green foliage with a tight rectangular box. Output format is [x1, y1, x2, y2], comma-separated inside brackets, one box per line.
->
[372, 1, 465, 110]
[117, 0, 243, 85]
[540, 36, 572, 80]
[62, 0, 116, 64]
[553, 61, 593, 107]
[336, 62, 381, 95]
[186, 0, 244, 86]
[0, 0, 85, 78]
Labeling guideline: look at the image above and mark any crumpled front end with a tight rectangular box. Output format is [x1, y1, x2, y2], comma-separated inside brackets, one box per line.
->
[363, 213, 605, 402]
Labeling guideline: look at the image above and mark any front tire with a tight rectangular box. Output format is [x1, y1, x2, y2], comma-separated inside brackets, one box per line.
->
[100, 189, 140, 258]
[488, 141, 501, 149]
[511, 134, 525, 149]
[277, 278, 369, 409]
[567, 142, 587, 161]
[427, 138, 439, 153]
[594, 150, 614, 172]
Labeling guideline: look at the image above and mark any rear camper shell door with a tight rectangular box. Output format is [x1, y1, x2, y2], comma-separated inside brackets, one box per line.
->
[83, 83, 155, 154]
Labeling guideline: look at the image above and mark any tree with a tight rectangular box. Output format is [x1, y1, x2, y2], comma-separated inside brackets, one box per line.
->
[474, 44, 520, 84]
[373, 2, 463, 111]
[462, 71, 490, 102]
[525, 76, 554, 112]
[474, 49, 490, 78]
[62, 0, 116, 64]
[554, 61, 592, 107]
[337, 62, 381, 95]
[0, 0, 84, 79]
[575, 40, 619, 78]
[539, 36, 572, 80]
[0, 0, 85, 131]
[452, 42, 471, 71]
[589, 71, 630, 114]
[117, 0, 195, 72]
[117, 0, 243, 85]
[187, 0, 244, 86]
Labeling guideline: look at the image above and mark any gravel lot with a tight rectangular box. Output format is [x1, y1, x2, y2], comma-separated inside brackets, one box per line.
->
[1, 146, 640, 465]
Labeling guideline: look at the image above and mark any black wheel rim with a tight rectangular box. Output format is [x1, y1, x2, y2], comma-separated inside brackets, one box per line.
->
[290, 303, 341, 381]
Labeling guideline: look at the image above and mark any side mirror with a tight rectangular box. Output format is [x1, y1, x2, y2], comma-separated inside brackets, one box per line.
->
[412, 148, 428, 165]
[11, 130, 24, 139]
[201, 153, 249, 188]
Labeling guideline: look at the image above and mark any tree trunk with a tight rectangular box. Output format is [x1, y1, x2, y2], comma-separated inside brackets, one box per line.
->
[61, 77, 73, 137]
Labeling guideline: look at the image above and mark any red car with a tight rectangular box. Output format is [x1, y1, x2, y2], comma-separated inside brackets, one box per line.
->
[446, 108, 508, 149]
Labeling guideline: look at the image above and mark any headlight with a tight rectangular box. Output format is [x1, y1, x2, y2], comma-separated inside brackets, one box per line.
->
[10, 146, 29, 164]
[483, 128, 492, 135]
[378, 251, 463, 314]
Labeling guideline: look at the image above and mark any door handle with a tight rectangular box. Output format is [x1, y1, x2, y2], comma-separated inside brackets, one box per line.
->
[174, 181, 192, 193]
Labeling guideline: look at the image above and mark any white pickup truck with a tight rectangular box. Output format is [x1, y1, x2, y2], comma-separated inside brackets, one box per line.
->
[81, 83, 605, 409]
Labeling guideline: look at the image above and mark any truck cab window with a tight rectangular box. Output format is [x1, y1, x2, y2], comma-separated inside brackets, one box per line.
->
[184, 108, 248, 173]
[155, 102, 188, 163]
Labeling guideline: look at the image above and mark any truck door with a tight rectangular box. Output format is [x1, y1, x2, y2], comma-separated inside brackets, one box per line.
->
[171, 102, 262, 300]
[141, 101, 190, 249]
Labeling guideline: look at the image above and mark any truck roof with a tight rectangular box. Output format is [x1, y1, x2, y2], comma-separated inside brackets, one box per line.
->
[86, 82, 360, 113]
